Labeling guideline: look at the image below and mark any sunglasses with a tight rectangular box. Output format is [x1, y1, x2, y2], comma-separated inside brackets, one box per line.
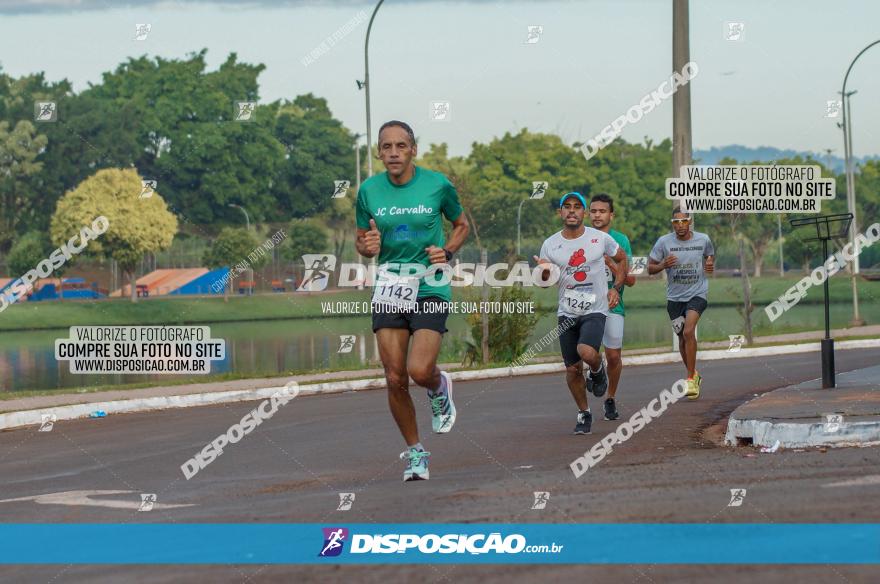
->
[671, 218, 691, 224]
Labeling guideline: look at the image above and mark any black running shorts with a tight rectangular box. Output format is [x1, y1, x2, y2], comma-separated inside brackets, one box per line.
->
[666, 296, 709, 335]
[558, 313, 607, 367]
[371, 296, 450, 334]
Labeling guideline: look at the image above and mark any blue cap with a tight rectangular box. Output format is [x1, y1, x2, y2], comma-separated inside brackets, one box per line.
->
[559, 192, 587, 209]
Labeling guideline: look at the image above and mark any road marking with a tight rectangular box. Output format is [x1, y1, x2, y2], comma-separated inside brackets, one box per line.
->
[0, 490, 195, 510]
[822, 475, 880, 488]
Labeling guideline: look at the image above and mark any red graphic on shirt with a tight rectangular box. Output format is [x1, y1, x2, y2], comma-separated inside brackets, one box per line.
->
[568, 249, 588, 282]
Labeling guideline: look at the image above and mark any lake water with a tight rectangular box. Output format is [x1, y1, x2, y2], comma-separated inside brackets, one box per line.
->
[2, 302, 878, 393]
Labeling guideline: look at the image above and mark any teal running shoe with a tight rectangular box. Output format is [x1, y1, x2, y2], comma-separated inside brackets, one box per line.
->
[400, 448, 430, 482]
[429, 371, 457, 434]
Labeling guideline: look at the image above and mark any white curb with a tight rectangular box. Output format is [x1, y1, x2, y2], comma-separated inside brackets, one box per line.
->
[725, 417, 880, 449]
[2, 338, 878, 431]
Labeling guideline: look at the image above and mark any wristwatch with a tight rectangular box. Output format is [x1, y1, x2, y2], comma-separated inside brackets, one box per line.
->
[613, 283, 624, 294]
[443, 248, 454, 262]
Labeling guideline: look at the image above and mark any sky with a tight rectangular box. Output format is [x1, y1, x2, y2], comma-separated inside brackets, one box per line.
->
[0, 0, 878, 158]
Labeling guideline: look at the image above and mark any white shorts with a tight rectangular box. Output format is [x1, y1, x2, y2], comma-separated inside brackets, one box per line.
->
[602, 313, 625, 350]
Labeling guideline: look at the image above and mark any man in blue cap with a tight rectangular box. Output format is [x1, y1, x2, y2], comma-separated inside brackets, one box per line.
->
[535, 192, 628, 435]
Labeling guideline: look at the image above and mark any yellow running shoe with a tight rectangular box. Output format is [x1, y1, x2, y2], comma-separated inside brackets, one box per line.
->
[686, 377, 701, 400]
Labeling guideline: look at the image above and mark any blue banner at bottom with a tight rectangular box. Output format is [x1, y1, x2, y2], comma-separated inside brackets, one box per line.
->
[1, 524, 877, 564]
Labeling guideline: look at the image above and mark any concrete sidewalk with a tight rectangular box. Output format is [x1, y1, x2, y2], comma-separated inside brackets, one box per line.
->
[725, 364, 880, 449]
[1, 329, 877, 431]
[6, 324, 879, 414]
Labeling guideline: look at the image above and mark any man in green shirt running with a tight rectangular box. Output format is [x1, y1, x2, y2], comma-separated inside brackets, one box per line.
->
[354, 120, 470, 482]
[589, 193, 635, 421]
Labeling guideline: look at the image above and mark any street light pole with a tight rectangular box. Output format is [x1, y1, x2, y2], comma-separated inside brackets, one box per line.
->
[840, 39, 880, 326]
[516, 199, 527, 257]
[671, 0, 693, 352]
[353, 133, 363, 190]
[671, 0, 692, 181]
[354, 133, 365, 289]
[841, 90, 862, 325]
[777, 214, 784, 276]
[228, 203, 250, 231]
[363, 0, 385, 178]
[228, 203, 253, 295]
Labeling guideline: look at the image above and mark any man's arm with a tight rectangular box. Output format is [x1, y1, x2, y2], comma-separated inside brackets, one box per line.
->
[445, 214, 469, 253]
[605, 256, 637, 287]
[355, 219, 381, 258]
[425, 214, 469, 264]
[611, 247, 627, 290]
[648, 254, 677, 275]
[704, 255, 715, 274]
[606, 246, 627, 310]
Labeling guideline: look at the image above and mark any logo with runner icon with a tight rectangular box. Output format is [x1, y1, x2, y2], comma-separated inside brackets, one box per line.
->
[298, 254, 337, 292]
[319, 527, 349, 557]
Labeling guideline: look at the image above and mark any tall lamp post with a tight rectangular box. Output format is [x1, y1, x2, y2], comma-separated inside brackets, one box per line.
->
[840, 39, 880, 326]
[354, 133, 364, 190]
[516, 198, 533, 257]
[228, 203, 250, 231]
[362, 0, 385, 178]
[353, 133, 366, 288]
[228, 203, 253, 295]
[671, 0, 693, 351]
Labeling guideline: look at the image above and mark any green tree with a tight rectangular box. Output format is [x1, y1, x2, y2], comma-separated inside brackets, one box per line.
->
[577, 138, 673, 254]
[270, 94, 356, 219]
[203, 227, 263, 301]
[88, 51, 285, 223]
[282, 219, 331, 262]
[51, 168, 178, 302]
[784, 229, 814, 274]
[320, 194, 355, 259]
[463, 285, 540, 365]
[0, 121, 48, 251]
[6, 231, 49, 276]
[420, 143, 482, 252]
[467, 129, 590, 259]
[854, 159, 880, 269]
[282, 219, 331, 283]
[1, 68, 139, 237]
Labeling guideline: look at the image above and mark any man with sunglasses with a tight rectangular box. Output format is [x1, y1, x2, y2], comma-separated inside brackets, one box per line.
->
[535, 192, 628, 435]
[647, 207, 715, 399]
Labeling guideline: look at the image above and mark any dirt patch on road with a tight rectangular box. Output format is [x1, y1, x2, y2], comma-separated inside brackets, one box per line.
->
[701, 417, 729, 447]
[256, 479, 322, 494]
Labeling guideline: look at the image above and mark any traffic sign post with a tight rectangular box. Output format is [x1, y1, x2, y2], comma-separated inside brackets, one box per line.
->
[789, 213, 853, 389]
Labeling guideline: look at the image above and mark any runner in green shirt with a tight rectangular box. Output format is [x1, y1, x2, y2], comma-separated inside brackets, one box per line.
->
[589, 193, 635, 421]
[355, 120, 470, 482]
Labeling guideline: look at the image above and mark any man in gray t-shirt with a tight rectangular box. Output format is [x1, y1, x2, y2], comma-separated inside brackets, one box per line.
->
[648, 208, 715, 400]
[650, 231, 715, 301]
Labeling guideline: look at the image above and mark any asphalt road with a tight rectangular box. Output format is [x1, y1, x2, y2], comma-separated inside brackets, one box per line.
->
[1, 348, 878, 583]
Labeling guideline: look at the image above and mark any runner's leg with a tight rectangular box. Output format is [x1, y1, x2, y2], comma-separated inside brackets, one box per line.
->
[606, 347, 622, 398]
[681, 309, 701, 378]
[407, 329, 442, 391]
[577, 343, 601, 372]
[678, 335, 687, 372]
[602, 314, 624, 398]
[565, 362, 588, 411]
[376, 328, 419, 445]
[560, 317, 589, 411]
